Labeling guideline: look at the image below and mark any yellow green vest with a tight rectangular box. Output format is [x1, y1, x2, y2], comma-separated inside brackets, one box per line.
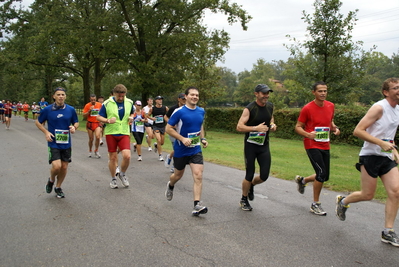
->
[103, 97, 133, 135]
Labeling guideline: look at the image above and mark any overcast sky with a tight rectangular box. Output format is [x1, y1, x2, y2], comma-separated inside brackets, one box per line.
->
[204, 0, 399, 74]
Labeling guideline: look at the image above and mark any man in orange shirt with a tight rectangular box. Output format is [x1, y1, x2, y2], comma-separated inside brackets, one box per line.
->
[22, 101, 30, 121]
[83, 94, 103, 158]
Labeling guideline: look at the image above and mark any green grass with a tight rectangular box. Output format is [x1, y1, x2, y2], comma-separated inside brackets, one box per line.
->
[76, 114, 388, 202]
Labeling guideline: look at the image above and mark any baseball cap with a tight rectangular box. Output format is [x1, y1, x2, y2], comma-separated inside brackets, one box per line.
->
[135, 100, 142, 106]
[178, 93, 186, 99]
[155, 96, 163, 100]
[254, 84, 273, 93]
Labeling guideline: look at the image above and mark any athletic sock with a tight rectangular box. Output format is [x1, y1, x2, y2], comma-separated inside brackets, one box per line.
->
[120, 172, 125, 177]
[384, 228, 394, 235]
[194, 200, 200, 207]
[241, 195, 248, 201]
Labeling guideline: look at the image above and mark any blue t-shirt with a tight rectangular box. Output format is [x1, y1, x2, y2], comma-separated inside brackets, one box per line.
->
[38, 104, 79, 149]
[168, 105, 205, 157]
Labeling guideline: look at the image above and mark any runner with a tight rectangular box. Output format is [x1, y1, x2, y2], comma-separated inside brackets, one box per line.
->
[148, 96, 169, 161]
[35, 87, 79, 199]
[3, 100, 13, 129]
[17, 101, 23, 116]
[12, 102, 17, 116]
[83, 94, 103, 158]
[164, 86, 209, 216]
[143, 97, 154, 151]
[22, 101, 30, 121]
[131, 100, 146, 161]
[0, 100, 4, 123]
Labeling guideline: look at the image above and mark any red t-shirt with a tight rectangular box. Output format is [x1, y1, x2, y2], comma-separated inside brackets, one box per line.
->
[83, 102, 103, 123]
[297, 100, 335, 150]
[4, 103, 12, 114]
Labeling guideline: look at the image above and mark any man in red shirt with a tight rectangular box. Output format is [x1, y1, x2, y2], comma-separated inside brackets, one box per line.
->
[294, 81, 340, 216]
[83, 94, 103, 158]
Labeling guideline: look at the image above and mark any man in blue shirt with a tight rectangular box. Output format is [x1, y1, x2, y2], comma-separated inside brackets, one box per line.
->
[164, 86, 209, 216]
[35, 87, 79, 199]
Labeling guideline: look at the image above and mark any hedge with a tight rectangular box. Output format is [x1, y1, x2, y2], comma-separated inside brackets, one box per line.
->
[204, 104, 391, 147]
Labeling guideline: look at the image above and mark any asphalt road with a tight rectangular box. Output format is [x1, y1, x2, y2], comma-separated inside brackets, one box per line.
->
[1, 116, 398, 267]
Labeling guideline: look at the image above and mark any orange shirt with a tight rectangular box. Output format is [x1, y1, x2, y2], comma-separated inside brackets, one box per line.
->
[83, 102, 103, 123]
[22, 104, 30, 112]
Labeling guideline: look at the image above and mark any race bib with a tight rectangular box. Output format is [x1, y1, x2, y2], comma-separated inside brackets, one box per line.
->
[188, 131, 200, 148]
[155, 115, 164, 124]
[247, 132, 266, 145]
[55, 129, 70, 144]
[381, 138, 394, 153]
[314, 127, 330, 142]
[90, 109, 99, 117]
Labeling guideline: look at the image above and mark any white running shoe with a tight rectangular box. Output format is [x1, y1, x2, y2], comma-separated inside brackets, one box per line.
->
[119, 175, 129, 187]
[137, 156, 142, 161]
[115, 166, 120, 177]
[94, 151, 101, 158]
[100, 139, 104, 146]
[88, 152, 92, 158]
[159, 155, 164, 161]
[110, 179, 118, 189]
[148, 147, 152, 152]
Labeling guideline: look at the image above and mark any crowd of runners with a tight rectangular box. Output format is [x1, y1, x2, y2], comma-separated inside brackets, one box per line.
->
[2, 78, 399, 248]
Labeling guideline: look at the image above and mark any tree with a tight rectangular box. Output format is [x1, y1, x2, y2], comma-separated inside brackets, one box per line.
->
[285, 0, 369, 104]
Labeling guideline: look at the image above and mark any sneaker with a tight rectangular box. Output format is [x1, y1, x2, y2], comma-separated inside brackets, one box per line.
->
[110, 179, 118, 189]
[154, 143, 158, 153]
[94, 151, 101, 158]
[170, 167, 174, 173]
[240, 199, 253, 211]
[100, 139, 104, 146]
[88, 152, 92, 158]
[310, 202, 327, 216]
[335, 195, 349, 221]
[137, 156, 142, 161]
[381, 230, 399, 247]
[46, 179, 54, 194]
[192, 202, 208, 216]
[54, 188, 65, 198]
[165, 181, 173, 201]
[248, 184, 254, 201]
[159, 155, 164, 161]
[133, 144, 137, 152]
[148, 147, 152, 152]
[164, 154, 171, 168]
[115, 166, 120, 177]
[119, 174, 129, 187]
[295, 175, 306, 194]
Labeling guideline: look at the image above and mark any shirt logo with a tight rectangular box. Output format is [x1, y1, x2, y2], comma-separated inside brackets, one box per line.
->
[57, 114, 64, 118]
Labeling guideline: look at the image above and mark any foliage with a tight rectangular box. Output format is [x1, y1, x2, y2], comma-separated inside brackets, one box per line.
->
[285, 0, 369, 104]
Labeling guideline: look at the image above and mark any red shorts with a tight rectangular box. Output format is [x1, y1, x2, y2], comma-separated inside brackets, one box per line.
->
[86, 121, 101, 132]
[106, 135, 131, 152]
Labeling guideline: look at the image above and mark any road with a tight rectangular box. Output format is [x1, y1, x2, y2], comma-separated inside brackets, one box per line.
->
[0, 116, 398, 266]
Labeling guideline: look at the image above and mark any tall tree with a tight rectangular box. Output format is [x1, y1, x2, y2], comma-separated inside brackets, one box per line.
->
[285, 0, 369, 104]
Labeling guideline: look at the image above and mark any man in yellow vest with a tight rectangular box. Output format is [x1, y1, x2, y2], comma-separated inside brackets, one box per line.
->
[97, 84, 134, 189]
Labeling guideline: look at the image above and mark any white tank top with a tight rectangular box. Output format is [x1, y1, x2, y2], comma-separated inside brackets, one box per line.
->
[360, 98, 399, 159]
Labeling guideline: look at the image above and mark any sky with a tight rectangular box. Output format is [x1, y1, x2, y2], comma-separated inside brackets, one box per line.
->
[204, 0, 399, 74]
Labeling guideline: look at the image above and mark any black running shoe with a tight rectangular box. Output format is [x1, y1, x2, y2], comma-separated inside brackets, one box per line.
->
[46, 179, 54, 194]
[54, 188, 65, 198]
[240, 199, 253, 211]
[248, 184, 254, 201]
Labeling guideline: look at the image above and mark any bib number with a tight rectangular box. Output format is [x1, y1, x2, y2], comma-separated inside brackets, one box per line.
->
[188, 131, 200, 148]
[55, 129, 70, 144]
[247, 132, 266, 145]
[314, 127, 330, 142]
[90, 109, 99, 117]
[155, 115, 164, 124]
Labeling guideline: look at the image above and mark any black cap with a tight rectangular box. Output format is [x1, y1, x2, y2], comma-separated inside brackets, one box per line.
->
[178, 93, 186, 99]
[155, 96, 163, 100]
[254, 84, 273, 93]
[54, 87, 66, 93]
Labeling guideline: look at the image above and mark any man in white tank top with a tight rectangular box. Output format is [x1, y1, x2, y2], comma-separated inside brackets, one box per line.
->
[335, 78, 399, 247]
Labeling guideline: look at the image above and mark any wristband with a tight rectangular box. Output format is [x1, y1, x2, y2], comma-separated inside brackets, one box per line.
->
[201, 138, 206, 141]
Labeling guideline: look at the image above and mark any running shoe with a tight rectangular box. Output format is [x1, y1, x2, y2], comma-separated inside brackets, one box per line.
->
[110, 179, 118, 189]
[159, 155, 164, 161]
[164, 154, 171, 168]
[88, 152, 92, 158]
[240, 199, 253, 211]
[46, 178, 54, 194]
[133, 144, 137, 152]
[148, 146, 152, 152]
[154, 143, 158, 153]
[295, 175, 306, 194]
[310, 202, 327, 216]
[248, 184, 254, 201]
[94, 151, 101, 158]
[170, 167, 174, 173]
[192, 202, 208, 216]
[119, 174, 129, 187]
[165, 181, 173, 201]
[381, 230, 399, 247]
[335, 195, 349, 221]
[137, 156, 142, 161]
[54, 188, 65, 198]
[100, 139, 104, 146]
